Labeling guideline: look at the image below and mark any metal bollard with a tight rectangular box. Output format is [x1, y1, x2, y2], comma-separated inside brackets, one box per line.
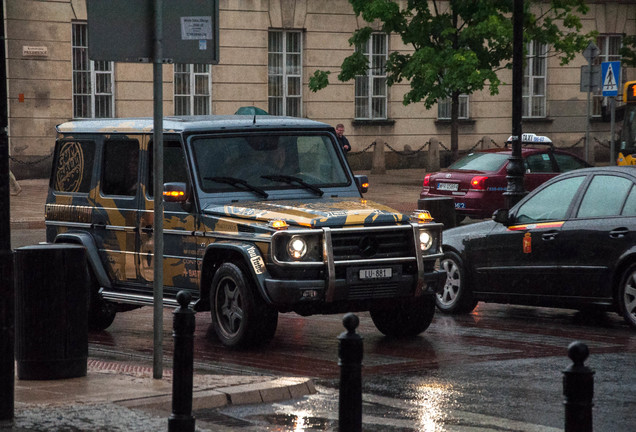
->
[168, 291, 196, 432]
[563, 341, 594, 432]
[338, 313, 363, 432]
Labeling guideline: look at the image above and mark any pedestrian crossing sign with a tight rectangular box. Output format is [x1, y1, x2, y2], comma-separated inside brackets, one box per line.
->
[602, 61, 621, 96]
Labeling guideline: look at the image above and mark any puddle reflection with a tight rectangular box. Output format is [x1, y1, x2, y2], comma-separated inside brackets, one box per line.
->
[412, 382, 455, 431]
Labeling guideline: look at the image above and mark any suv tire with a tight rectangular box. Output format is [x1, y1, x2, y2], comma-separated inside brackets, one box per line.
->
[86, 267, 117, 331]
[370, 296, 435, 338]
[210, 262, 278, 348]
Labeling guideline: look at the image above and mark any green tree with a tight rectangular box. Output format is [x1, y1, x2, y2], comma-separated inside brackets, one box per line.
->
[620, 35, 636, 67]
[309, 0, 594, 161]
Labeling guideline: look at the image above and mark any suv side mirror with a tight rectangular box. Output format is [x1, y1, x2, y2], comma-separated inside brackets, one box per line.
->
[354, 175, 369, 194]
[492, 208, 510, 225]
[163, 182, 189, 203]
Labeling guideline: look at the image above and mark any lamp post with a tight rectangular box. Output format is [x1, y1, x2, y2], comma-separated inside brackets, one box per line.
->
[504, 0, 527, 209]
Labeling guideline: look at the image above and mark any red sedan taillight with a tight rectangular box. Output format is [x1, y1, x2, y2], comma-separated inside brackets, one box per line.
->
[423, 174, 431, 188]
[470, 175, 488, 190]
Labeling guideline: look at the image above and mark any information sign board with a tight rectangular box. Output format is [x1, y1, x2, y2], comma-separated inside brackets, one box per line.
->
[86, 0, 219, 64]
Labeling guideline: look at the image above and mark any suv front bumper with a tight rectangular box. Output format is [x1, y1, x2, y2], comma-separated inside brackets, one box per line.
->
[264, 268, 446, 306]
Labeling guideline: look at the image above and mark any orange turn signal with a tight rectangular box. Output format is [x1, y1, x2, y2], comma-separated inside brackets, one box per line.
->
[163, 190, 185, 198]
[412, 211, 433, 223]
[269, 220, 289, 230]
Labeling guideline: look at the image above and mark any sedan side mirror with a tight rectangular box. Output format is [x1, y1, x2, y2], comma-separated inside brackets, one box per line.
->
[492, 208, 510, 225]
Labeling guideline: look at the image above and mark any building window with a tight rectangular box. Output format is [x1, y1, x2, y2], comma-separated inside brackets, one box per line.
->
[174, 64, 212, 115]
[355, 33, 388, 120]
[438, 95, 469, 120]
[523, 41, 547, 118]
[72, 22, 114, 119]
[268, 31, 302, 117]
[593, 34, 623, 117]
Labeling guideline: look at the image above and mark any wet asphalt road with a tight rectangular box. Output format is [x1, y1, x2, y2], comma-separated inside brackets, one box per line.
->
[83, 301, 636, 431]
[9, 182, 636, 431]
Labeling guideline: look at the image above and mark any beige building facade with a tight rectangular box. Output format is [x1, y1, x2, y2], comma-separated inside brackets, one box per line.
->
[5, 0, 636, 178]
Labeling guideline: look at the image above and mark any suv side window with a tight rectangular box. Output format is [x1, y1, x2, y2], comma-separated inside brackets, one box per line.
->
[101, 140, 140, 196]
[147, 140, 189, 197]
[52, 140, 96, 193]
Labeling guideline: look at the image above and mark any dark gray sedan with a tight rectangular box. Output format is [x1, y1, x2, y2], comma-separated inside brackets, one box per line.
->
[439, 166, 636, 329]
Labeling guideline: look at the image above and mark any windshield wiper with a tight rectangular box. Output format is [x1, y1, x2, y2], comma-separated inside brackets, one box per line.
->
[205, 176, 269, 198]
[261, 174, 324, 196]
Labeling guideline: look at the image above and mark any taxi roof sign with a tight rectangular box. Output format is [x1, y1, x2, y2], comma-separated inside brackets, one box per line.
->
[506, 133, 552, 144]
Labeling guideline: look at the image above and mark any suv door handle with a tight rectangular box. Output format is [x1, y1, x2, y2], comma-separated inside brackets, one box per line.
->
[542, 230, 559, 241]
[141, 225, 154, 233]
[610, 227, 629, 239]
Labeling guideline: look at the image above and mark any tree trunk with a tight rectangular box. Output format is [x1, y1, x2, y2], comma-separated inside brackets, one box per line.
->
[450, 7, 460, 163]
[451, 91, 459, 162]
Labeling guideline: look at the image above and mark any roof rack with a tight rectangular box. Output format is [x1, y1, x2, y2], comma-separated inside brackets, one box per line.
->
[504, 133, 553, 149]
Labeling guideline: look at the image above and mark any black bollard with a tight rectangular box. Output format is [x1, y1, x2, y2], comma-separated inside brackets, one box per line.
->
[563, 341, 594, 432]
[168, 291, 196, 432]
[338, 313, 363, 432]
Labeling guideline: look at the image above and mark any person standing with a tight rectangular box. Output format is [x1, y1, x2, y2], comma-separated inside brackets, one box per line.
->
[335, 123, 351, 153]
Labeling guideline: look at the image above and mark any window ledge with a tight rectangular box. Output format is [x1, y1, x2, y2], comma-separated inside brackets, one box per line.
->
[352, 119, 396, 127]
[522, 117, 554, 123]
[434, 119, 476, 125]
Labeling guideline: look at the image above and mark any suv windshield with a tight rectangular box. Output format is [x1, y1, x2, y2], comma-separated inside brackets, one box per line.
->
[191, 133, 349, 193]
[449, 152, 509, 171]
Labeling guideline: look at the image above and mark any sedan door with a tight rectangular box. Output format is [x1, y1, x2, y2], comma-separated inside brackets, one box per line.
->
[556, 173, 636, 299]
[476, 175, 586, 296]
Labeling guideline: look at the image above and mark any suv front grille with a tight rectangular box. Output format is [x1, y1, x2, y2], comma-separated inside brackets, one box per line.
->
[330, 225, 414, 262]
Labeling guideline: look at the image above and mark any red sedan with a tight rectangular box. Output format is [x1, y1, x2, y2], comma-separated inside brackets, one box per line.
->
[419, 135, 590, 221]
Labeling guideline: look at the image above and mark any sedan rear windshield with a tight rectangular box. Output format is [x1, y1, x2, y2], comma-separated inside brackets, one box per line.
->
[449, 152, 509, 171]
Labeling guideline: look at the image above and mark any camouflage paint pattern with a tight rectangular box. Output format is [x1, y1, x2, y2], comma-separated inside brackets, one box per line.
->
[47, 118, 443, 309]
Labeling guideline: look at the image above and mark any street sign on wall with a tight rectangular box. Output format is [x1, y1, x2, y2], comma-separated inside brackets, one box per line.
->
[86, 0, 219, 64]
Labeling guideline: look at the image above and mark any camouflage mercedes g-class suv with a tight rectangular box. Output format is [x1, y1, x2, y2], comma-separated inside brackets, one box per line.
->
[46, 116, 444, 347]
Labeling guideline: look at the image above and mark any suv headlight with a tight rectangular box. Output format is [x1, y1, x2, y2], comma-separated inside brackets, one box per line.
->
[288, 235, 308, 259]
[272, 232, 322, 263]
[419, 230, 433, 251]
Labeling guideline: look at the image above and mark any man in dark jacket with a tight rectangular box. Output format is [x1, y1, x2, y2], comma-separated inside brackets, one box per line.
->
[335, 123, 351, 153]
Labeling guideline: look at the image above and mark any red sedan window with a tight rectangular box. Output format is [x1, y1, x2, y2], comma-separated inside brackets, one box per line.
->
[448, 152, 508, 171]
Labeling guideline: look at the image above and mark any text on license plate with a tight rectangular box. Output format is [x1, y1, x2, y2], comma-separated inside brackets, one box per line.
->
[359, 268, 393, 280]
[437, 182, 458, 191]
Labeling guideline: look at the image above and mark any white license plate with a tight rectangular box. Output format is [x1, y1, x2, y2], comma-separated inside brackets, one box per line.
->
[359, 268, 392, 280]
[437, 182, 458, 191]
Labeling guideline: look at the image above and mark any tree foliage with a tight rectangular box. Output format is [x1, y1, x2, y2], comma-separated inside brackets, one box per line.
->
[621, 35, 636, 67]
[309, 0, 595, 159]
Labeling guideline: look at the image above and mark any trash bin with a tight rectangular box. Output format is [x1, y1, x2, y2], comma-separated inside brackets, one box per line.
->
[418, 197, 457, 229]
[14, 244, 88, 380]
